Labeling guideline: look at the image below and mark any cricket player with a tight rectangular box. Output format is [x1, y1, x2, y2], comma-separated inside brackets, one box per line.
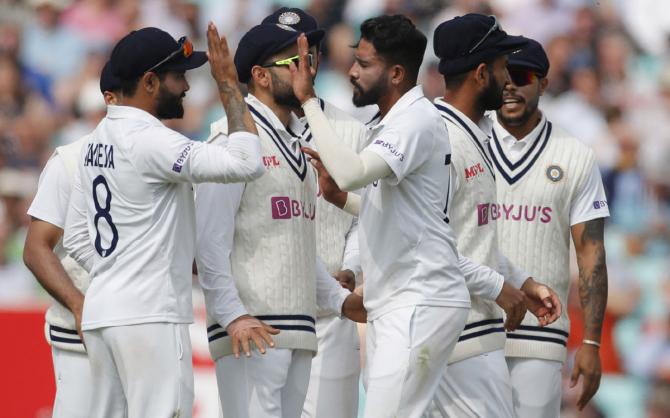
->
[22, 62, 120, 418]
[260, 8, 367, 418]
[489, 38, 609, 417]
[62, 24, 265, 418]
[291, 15, 526, 418]
[195, 21, 365, 418]
[428, 15, 562, 418]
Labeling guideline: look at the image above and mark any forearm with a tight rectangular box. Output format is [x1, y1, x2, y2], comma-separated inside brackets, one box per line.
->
[189, 132, 264, 183]
[24, 240, 83, 314]
[303, 99, 391, 191]
[498, 252, 530, 289]
[217, 79, 257, 135]
[316, 257, 350, 316]
[574, 219, 608, 341]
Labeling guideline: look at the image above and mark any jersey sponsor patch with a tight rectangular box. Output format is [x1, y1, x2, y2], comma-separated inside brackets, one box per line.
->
[545, 164, 564, 182]
[172, 143, 193, 173]
[270, 196, 316, 220]
[593, 200, 608, 209]
[465, 162, 486, 180]
[488, 203, 553, 223]
[262, 155, 280, 168]
[372, 139, 405, 162]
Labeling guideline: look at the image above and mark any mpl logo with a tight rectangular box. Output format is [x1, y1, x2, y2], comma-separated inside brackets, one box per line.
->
[271, 196, 316, 220]
[465, 163, 485, 180]
[263, 155, 280, 168]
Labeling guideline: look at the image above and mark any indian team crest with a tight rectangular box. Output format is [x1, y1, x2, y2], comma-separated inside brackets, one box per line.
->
[546, 165, 564, 182]
[278, 11, 301, 25]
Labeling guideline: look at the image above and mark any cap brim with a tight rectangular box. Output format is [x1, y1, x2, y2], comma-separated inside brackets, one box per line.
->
[161, 51, 208, 72]
[507, 59, 546, 75]
[492, 34, 528, 56]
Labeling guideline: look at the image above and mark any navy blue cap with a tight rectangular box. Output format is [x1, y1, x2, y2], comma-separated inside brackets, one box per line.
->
[433, 14, 528, 76]
[234, 23, 323, 84]
[262, 7, 325, 43]
[110, 27, 207, 80]
[508, 37, 550, 77]
[100, 61, 121, 93]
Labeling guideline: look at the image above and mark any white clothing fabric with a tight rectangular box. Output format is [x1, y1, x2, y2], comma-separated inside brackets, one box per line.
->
[197, 95, 349, 360]
[63, 105, 263, 331]
[28, 139, 90, 352]
[216, 348, 312, 418]
[51, 347, 92, 418]
[302, 315, 360, 418]
[506, 357, 562, 418]
[434, 100, 529, 365]
[490, 117, 610, 362]
[495, 113, 609, 226]
[84, 323, 194, 418]
[304, 85, 471, 320]
[363, 305, 469, 418]
[430, 350, 514, 418]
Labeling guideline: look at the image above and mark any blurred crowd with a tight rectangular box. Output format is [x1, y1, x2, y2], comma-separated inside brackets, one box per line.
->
[1, 0, 669, 417]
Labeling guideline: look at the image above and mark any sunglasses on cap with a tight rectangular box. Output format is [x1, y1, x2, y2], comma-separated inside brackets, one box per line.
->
[146, 36, 194, 73]
[467, 15, 500, 55]
[261, 53, 314, 68]
[508, 67, 538, 87]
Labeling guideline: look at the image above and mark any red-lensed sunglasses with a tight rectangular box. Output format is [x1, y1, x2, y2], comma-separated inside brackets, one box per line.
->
[146, 36, 193, 73]
[508, 68, 538, 87]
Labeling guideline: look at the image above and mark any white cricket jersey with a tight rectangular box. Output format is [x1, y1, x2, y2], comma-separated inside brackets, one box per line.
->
[28, 136, 89, 352]
[63, 105, 263, 331]
[489, 113, 610, 362]
[359, 86, 470, 320]
[434, 100, 528, 364]
[196, 95, 350, 359]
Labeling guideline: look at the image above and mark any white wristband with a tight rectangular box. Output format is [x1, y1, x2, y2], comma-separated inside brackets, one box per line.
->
[583, 339, 601, 348]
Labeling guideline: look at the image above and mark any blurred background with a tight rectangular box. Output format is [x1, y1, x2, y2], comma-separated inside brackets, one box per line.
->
[0, 0, 669, 417]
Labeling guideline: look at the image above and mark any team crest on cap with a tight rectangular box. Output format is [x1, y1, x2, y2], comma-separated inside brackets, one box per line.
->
[278, 11, 300, 25]
[546, 165, 564, 182]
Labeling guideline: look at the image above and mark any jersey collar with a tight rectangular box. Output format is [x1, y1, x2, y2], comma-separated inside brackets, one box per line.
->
[369, 85, 425, 131]
[105, 105, 163, 127]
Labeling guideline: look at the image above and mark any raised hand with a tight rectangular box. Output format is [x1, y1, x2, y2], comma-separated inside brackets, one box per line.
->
[288, 33, 317, 104]
[206, 22, 238, 84]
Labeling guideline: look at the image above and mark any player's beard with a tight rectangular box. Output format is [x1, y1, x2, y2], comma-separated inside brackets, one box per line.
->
[155, 84, 185, 119]
[497, 93, 540, 127]
[351, 74, 387, 107]
[271, 71, 302, 109]
[477, 73, 505, 112]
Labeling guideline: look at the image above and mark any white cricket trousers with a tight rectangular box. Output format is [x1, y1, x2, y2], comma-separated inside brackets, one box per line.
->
[216, 348, 312, 418]
[83, 322, 194, 418]
[302, 315, 360, 418]
[506, 357, 563, 418]
[430, 349, 514, 418]
[363, 305, 469, 418]
[51, 347, 92, 418]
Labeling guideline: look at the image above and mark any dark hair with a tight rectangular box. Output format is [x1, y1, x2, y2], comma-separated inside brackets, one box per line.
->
[443, 57, 495, 90]
[359, 15, 427, 83]
[120, 71, 167, 97]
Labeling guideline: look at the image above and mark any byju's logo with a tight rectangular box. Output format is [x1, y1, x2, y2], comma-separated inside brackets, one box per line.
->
[271, 196, 316, 220]
[477, 203, 490, 226]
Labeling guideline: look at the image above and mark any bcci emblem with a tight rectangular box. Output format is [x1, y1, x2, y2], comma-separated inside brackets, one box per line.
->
[546, 165, 564, 182]
[278, 11, 301, 25]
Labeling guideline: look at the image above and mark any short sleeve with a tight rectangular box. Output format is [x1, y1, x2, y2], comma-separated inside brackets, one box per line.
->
[130, 127, 201, 183]
[363, 126, 434, 185]
[570, 161, 610, 226]
[27, 154, 71, 229]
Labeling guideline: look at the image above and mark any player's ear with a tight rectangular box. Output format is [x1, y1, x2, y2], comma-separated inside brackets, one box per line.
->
[142, 72, 159, 94]
[473, 63, 489, 88]
[389, 64, 405, 87]
[539, 77, 549, 96]
[251, 65, 271, 89]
